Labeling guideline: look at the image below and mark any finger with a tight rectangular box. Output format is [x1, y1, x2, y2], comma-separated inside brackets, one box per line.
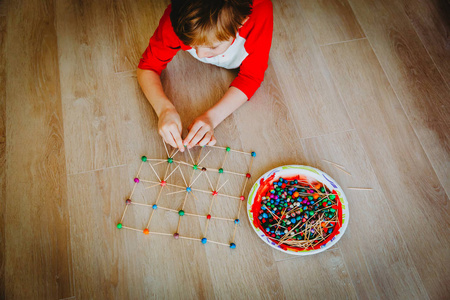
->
[207, 135, 217, 146]
[183, 122, 203, 146]
[170, 129, 184, 152]
[161, 131, 177, 149]
[188, 126, 209, 148]
[198, 132, 212, 147]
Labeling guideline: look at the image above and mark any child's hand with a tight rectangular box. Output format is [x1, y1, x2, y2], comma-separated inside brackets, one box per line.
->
[158, 107, 184, 152]
[184, 114, 217, 148]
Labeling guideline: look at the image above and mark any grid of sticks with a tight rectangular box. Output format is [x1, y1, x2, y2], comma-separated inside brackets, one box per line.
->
[117, 141, 255, 248]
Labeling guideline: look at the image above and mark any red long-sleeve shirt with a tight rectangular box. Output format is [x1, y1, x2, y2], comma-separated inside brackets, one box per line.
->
[138, 0, 273, 99]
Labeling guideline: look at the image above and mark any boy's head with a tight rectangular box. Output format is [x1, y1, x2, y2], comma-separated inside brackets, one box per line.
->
[171, 0, 252, 57]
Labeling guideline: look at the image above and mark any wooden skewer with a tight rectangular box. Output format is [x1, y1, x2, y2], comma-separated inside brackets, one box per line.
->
[165, 189, 187, 196]
[143, 183, 160, 190]
[130, 202, 152, 207]
[347, 187, 373, 190]
[119, 204, 129, 223]
[203, 171, 215, 191]
[333, 164, 352, 176]
[163, 162, 171, 180]
[170, 148, 180, 158]
[146, 158, 166, 161]
[148, 162, 162, 182]
[322, 159, 346, 169]
[164, 164, 180, 182]
[189, 171, 204, 187]
[129, 182, 138, 199]
[207, 144, 252, 156]
[163, 141, 170, 157]
[121, 141, 255, 248]
[198, 149, 211, 165]
[217, 179, 229, 192]
[152, 160, 166, 166]
[136, 161, 144, 178]
[158, 206, 178, 213]
[186, 147, 195, 165]
[172, 160, 193, 167]
[145, 184, 165, 228]
[178, 236, 201, 242]
[178, 165, 188, 186]
[121, 226, 142, 232]
[207, 240, 231, 247]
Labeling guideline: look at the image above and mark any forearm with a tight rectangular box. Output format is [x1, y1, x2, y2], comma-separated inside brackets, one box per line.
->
[206, 86, 248, 128]
[136, 68, 175, 117]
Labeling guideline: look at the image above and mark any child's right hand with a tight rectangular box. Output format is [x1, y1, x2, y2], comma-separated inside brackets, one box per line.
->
[158, 107, 184, 152]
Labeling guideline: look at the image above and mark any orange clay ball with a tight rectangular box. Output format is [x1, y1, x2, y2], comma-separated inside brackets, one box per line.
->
[313, 193, 319, 200]
[293, 191, 299, 198]
[314, 183, 322, 189]
[143, 228, 149, 235]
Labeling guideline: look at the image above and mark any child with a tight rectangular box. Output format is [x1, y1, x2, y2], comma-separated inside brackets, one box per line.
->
[137, 0, 273, 152]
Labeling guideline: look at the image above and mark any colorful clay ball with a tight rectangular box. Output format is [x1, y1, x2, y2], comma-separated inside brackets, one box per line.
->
[256, 176, 339, 249]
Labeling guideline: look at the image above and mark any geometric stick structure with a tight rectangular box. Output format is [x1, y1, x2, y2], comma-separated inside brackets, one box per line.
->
[117, 140, 256, 249]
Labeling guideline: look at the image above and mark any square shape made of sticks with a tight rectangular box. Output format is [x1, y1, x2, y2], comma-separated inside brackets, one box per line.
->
[117, 141, 256, 249]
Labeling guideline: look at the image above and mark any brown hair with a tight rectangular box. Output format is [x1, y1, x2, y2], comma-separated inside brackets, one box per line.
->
[170, 0, 253, 46]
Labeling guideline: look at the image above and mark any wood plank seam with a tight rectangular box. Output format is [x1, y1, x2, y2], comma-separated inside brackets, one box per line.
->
[299, 128, 355, 141]
[397, 2, 450, 90]
[356, 34, 450, 199]
[67, 164, 128, 177]
[296, 4, 358, 137]
[320, 37, 367, 47]
[337, 247, 360, 299]
[321, 39, 437, 298]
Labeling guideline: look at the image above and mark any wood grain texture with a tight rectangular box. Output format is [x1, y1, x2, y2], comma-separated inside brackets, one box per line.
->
[299, 0, 365, 45]
[67, 166, 218, 299]
[5, 0, 73, 298]
[271, 0, 354, 139]
[0, 12, 6, 300]
[400, 0, 450, 83]
[322, 39, 449, 300]
[56, 0, 127, 174]
[277, 248, 358, 299]
[301, 130, 428, 299]
[348, 0, 450, 197]
[113, 0, 170, 73]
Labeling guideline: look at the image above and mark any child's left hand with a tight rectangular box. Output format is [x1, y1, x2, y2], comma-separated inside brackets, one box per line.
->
[183, 113, 217, 148]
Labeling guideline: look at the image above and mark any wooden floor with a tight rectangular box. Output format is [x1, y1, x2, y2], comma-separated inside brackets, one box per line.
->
[1, 0, 449, 299]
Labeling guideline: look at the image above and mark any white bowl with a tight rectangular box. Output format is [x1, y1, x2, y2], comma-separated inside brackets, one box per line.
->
[247, 165, 349, 255]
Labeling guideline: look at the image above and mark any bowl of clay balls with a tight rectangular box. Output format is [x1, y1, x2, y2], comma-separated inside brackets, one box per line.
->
[247, 165, 349, 255]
